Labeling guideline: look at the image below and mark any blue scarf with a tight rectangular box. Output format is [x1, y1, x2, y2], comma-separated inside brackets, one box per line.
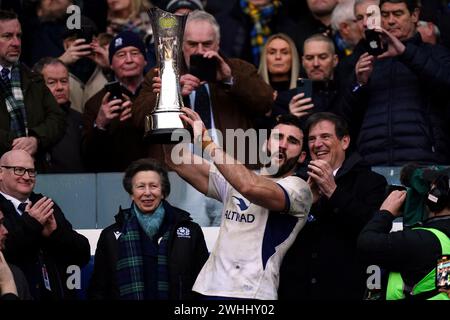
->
[134, 202, 165, 239]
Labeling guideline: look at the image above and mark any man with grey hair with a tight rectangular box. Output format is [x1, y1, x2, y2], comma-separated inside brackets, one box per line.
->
[133, 10, 273, 226]
[331, 0, 363, 57]
[341, 0, 450, 166]
[336, 0, 380, 113]
[416, 20, 440, 45]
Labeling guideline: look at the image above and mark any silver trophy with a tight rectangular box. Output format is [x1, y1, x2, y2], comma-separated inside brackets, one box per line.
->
[145, 7, 187, 142]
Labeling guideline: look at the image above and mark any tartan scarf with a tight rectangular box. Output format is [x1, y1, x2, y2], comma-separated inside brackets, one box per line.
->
[0, 63, 28, 137]
[241, 0, 281, 66]
[156, 226, 170, 299]
[116, 203, 170, 300]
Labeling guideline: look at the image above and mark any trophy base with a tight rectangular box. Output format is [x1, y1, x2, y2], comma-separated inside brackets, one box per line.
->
[144, 113, 189, 144]
[144, 128, 188, 144]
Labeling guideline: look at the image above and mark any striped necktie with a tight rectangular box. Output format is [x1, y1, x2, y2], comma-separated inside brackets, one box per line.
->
[1, 68, 11, 90]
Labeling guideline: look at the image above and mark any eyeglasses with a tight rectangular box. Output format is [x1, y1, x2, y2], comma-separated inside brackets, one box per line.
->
[1, 166, 37, 177]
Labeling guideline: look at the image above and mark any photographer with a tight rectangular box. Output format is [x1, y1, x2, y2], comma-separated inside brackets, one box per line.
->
[82, 31, 148, 172]
[281, 34, 341, 122]
[357, 173, 450, 300]
[340, 0, 450, 166]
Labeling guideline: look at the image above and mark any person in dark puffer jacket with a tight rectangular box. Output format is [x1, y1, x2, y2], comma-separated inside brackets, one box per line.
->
[340, 0, 450, 166]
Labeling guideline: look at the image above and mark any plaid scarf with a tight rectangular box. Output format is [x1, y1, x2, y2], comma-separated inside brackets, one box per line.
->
[116, 203, 170, 300]
[156, 228, 170, 299]
[0, 63, 28, 137]
[241, 0, 281, 66]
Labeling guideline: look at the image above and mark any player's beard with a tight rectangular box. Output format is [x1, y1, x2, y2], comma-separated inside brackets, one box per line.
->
[270, 151, 301, 178]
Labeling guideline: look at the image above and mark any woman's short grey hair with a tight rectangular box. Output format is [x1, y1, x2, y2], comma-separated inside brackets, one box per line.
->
[122, 158, 171, 197]
[186, 9, 220, 43]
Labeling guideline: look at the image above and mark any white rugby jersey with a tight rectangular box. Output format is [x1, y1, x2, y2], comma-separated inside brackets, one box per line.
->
[193, 165, 312, 299]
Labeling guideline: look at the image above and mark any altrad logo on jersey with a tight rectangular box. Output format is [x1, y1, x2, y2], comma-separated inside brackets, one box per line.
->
[226, 196, 255, 223]
[232, 196, 249, 210]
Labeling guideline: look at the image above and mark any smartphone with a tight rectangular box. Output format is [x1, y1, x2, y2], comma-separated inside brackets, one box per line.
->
[79, 25, 94, 44]
[189, 54, 218, 82]
[104, 81, 123, 113]
[364, 29, 387, 56]
[436, 255, 450, 289]
[296, 78, 313, 99]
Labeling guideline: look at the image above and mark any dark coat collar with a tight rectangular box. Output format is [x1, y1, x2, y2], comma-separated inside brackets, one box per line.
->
[335, 152, 370, 180]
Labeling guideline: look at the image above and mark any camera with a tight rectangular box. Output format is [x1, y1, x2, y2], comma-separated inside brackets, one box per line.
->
[399, 163, 450, 226]
[189, 54, 218, 82]
[386, 184, 407, 195]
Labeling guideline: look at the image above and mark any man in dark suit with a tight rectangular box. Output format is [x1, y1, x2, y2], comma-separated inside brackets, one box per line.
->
[0, 149, 90, 300]
[279, 112, 387, 300]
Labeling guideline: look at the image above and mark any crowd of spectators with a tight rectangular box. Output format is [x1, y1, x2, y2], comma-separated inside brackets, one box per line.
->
[1, 0, 450, 172]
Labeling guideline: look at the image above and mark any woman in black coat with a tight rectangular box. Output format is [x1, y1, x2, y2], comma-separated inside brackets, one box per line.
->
[88, 158, 209, 300]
